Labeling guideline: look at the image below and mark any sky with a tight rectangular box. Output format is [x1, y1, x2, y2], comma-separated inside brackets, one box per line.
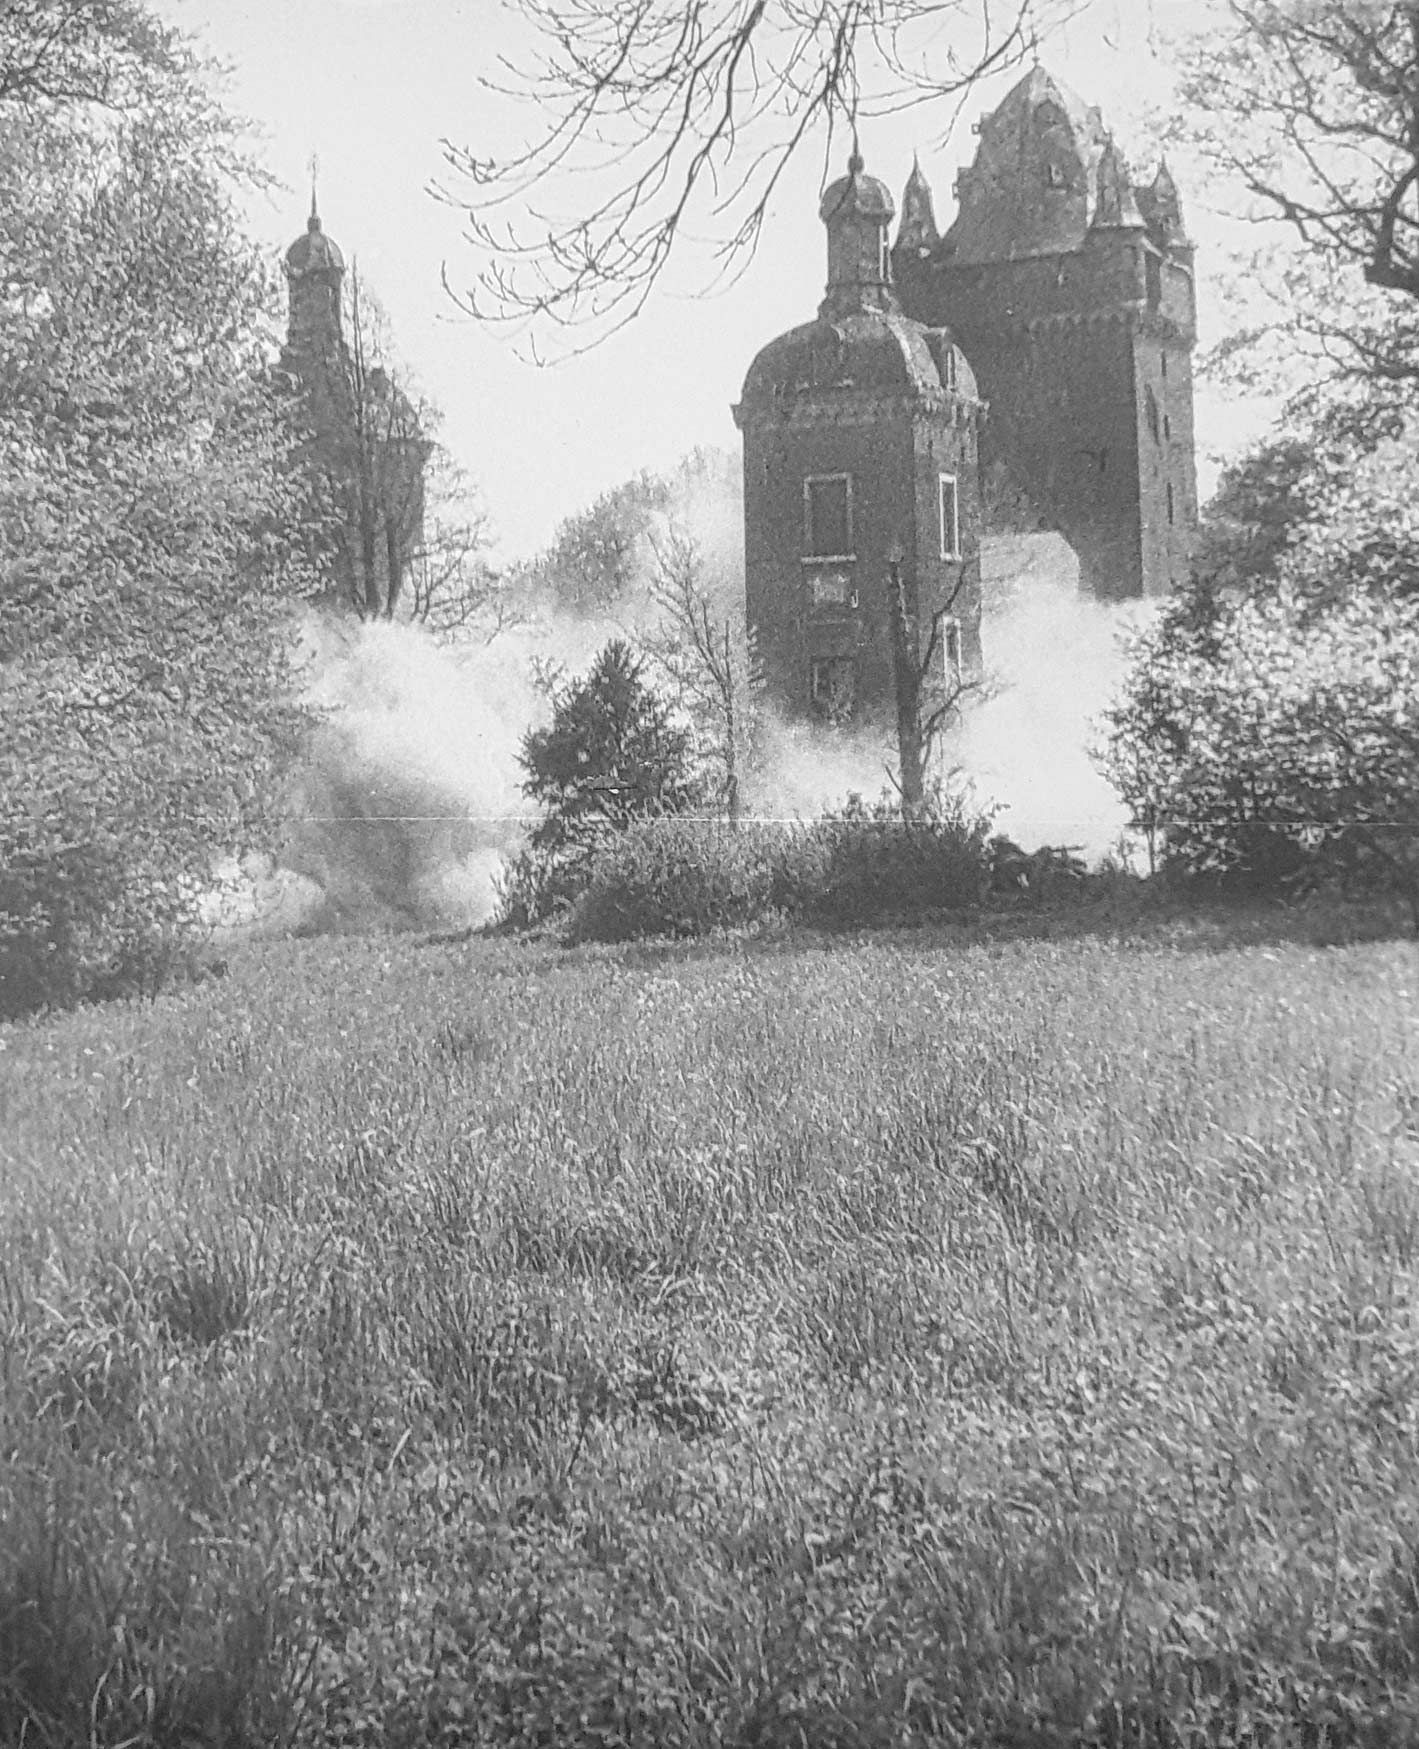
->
[157, 0, 1258, 564]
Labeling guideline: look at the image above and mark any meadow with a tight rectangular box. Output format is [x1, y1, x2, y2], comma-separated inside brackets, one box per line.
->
[3, 905, 1419, 1746]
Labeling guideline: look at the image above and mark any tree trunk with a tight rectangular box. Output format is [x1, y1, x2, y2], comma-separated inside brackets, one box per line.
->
[887, 559, 926, 823]
[723, 622, 741, 828]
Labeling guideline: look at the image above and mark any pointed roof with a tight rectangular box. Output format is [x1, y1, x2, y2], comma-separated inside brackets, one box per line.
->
[896, 153, 940, 254]
[944, 65, 1112, 262]
[1137, 157, 1191, 249]
[1090, 137, 1146, 233]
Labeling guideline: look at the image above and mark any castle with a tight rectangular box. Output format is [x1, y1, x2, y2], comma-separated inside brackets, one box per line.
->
[281, 195, 430, 618]
[734, 66, 1198, 726]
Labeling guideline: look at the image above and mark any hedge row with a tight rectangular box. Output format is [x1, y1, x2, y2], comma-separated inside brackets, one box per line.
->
[566, 800, 998, 942]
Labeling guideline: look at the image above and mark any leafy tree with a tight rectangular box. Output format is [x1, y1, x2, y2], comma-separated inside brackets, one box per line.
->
[1101, 434, 1419, 915]
[516, 471, 674, 616]
[508, 641, 701, 920]
[0, 10, 318, 1012]
[436, 0, 1073, 354]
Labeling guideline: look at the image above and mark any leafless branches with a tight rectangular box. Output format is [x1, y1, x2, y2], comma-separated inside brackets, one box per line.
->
[1181, 2, 1419, 302]
[434, 0, 1080, 357]
[643, 523, 759, 822]
[886, 556, 981, 821]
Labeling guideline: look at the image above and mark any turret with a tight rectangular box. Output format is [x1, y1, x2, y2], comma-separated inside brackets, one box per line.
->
[895, 154, 940, 259]
[818, 149, 897, 319]
[1089, 138, 1147, 235]
[1139, 159, 1193, 259]
[284, 190, 345, 354]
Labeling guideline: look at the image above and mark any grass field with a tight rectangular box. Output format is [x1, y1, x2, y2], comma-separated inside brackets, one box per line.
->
[4, 905, 1419, 1746]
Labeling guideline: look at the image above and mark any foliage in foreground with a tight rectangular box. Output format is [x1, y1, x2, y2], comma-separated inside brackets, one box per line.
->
[568, 787, 999, 942]
[503, 639, 703, 927]
[3, 915, 1419, 1743]
[1103, 412, 1419, 919]
[0, 6, 316, 1018]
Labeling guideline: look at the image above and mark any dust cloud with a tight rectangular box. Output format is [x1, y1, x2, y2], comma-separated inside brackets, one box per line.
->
[206, 474, 1156, 941]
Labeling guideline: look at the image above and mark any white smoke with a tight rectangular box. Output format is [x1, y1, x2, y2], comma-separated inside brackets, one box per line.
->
[206, 470, 1157, 942]
[957, 534, 1160, 858]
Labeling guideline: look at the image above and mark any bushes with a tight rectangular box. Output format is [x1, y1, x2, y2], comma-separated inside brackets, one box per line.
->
[567, 791, 998, 942]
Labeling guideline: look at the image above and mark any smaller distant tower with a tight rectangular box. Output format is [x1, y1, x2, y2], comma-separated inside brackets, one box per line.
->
[734, 150, 983, 729]
[283, 188, 346, 361]
[278, 190, 431, 619]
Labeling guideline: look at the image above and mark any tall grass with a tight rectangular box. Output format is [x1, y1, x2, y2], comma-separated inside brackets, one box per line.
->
[2, 909, 1418, 1743]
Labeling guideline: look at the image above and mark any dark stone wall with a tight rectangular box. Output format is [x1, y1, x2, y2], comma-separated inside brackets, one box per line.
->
[738, 390, 980, 725]
[895, 234, 1198, 599]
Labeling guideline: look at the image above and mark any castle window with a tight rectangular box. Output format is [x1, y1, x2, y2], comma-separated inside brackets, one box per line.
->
[939, 616, 963, 686]
[1163, 412, 1172, 441]
[809, 656, 856, 722]
[805, 473, 853, 559]
[1044, 159, 1068, 190]
[1167, 482, 1175, 525]
[878, 227, 890, 281]
[939, 473, 961, 558]
[1145, 387, 1161, 444]
[1161, 351, 1168, 382]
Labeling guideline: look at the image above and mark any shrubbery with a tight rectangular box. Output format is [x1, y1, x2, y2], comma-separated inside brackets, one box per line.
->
[566, 788, 999, 942]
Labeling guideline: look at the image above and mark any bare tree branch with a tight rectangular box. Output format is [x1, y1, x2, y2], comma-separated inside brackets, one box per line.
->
[432, 0, 1083, 357]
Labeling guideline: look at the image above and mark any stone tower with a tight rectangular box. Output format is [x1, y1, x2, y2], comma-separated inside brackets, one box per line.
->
[733, 151, 984, 726]
[283, 190, 346, 365]
[893, 66, 1198, 598]
[279, 194, 430, 618]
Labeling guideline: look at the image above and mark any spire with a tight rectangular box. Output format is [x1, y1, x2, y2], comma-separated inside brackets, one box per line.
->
[284, 176, 345, 352]
[308, 153, 322, 232]
[896, 153, 940, 257]
[1148, 157, 1191, 246]
[1091, 136, 1145, 232]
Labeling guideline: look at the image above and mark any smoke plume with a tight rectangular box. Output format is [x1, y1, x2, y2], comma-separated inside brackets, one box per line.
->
[208, 465, 1155, 940]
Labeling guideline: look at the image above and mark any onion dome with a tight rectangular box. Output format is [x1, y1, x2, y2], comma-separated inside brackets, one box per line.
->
[285, 193, 345, 277]
[819, 149, 896, 227]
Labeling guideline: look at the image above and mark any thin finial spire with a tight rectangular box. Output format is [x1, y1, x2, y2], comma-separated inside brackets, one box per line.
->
[308, 152, 320, 229]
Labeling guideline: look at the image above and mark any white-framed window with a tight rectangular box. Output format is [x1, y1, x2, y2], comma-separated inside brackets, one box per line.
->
[939, 472, 961, 559]
[877, 227, 890, 281]
[940, 617, 963, 685]
[804, 473, 853, 559]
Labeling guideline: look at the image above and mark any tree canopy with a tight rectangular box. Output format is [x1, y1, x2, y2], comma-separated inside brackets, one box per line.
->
[0, 5, 319, 1011]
